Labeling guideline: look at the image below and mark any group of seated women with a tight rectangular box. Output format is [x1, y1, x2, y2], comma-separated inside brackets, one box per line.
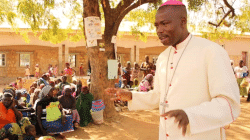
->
[0, 75, 94, 139]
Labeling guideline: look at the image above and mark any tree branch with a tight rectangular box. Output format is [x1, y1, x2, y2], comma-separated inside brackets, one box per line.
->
[111, 0, 158, 36]
[223, 0, 235, 18]
[101, 0, 111, 13]
[115, 0, 134, 14]
[208, 0, 235, 28]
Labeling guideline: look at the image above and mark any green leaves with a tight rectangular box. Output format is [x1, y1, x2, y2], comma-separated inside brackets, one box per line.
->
[187, 0, 205, 12]
[17, 0, 45, 31]
[234, 2, 250, 33]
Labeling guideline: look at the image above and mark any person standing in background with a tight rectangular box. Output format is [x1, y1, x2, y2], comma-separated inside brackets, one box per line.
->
[54, 64, 58, 78]
[140, 55, 153, 78]
[234, 60, 249, 97]
[35, 64, 40, 78]
[131, 62, 140, 82]
[25, 65, 31, 79]
[64, 63, 76, 83]
[79, 63, 84, 76]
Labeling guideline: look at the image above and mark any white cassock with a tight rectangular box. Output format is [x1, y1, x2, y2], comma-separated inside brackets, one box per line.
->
[128, 34, 240, 140]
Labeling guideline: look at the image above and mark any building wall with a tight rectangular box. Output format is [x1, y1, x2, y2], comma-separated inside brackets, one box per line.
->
[69, 46, 88, 75]
[221, 37, 250, 67]
[139, 46, 167, 65]
[0, 45, 58, 77]
[0, 29, 250, 84]
[117, 47, 131, 67]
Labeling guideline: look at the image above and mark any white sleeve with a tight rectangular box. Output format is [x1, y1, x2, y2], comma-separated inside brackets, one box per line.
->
[183, 45, 240, 135]
[128, 60, 160, 111]
[244, 66, 248, 72]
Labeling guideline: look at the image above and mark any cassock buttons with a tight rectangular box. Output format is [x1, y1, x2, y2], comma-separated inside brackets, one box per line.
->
[174, 51, 177, 54]
[169, 84, 171, 86]
[166, 134, 169, 137]
[164, 117, 167, 120]
[165, 101, 168, 103]
[171, 67, 173, 69]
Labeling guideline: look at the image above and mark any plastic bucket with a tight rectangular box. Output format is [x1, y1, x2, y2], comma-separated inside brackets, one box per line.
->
[91, 110, 104, 124]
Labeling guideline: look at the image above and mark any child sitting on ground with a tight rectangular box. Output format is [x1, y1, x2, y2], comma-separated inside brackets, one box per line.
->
[121, 79, 130, 89]
[131, 79, 139, 91]
[24, 124, 36, 140]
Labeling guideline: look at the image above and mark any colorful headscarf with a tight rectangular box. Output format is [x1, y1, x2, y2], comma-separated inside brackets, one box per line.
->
[3, 92, 13, 99]
[145, 74, 153, 81]
[34, 88, 41, 93]
[39, 85, 52, 99]
[62, 85, 71, 96]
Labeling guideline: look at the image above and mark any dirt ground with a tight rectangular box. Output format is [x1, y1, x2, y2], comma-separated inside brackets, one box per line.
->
[63, 98, 250, 140]
[0, 85, 249, 140]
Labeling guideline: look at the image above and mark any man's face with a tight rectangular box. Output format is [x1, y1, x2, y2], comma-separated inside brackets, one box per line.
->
[16, 93, 21, 100]
[47, 89, 54, 98]
[62, 77, 67, 82]
[82, 87, 88, 94]
[65, 88, 72, 96]
[127, 63, 131, 68]
[135, 63, 139, 68]
[66, 63, 70, 68]
[3, 96, 13, 108]
[135, 80, 138, 85]
[29, 127, 36, 137]
[145, 56, 149, 62]
[155, 6, 184, 46]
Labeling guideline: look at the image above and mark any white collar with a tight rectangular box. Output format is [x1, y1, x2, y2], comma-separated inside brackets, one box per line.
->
[172, 33, 192, 50]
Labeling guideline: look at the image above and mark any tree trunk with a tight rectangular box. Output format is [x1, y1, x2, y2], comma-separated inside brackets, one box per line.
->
[83, 0, 117, 118]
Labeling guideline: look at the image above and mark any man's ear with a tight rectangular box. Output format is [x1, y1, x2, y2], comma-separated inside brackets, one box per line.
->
[181, 17, 187, 28]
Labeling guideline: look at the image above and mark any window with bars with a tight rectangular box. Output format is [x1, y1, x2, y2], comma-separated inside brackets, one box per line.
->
[0, 53, 6, 66]
[68, 54, 76, 68]
[20, 53, 30, 67]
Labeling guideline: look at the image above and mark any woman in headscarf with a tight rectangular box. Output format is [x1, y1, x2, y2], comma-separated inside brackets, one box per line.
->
[234, 60, 249, 97]
[36, 85, 74, 139]
[0, 92, 31, 140]
[76, 86, 93, 127]
[139, 74, 154, 92]
[131, 62, 140, 82]
[72, 80, 82, 98]
[58, 85, 80, 128]
[64, 63, 76, 83]
[122, 61, 131, 86]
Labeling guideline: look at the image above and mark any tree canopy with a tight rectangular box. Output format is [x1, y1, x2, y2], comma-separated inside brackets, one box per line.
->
[0, 0, 249, 44]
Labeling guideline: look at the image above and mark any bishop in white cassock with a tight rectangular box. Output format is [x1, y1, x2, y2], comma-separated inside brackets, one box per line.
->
[105, 1, 240, 140]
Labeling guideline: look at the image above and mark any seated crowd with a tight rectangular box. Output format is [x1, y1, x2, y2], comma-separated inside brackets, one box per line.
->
[0, 74, 93, 140]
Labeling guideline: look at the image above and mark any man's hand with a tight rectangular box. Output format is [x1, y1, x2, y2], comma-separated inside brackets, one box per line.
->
[104, 88, 132, 101]
[8, 100, 15, 110]
[161, 109, 189, 136]
[42, 129, 47, 136]
[62, 115, 66, 125]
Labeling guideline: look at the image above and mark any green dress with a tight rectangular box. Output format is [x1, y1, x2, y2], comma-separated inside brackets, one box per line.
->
[76, 93, 94, 127]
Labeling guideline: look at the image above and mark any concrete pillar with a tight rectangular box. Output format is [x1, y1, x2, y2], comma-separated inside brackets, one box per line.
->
[136, 45, 140, 63]
[58, 45, 63, 73]
[65, 45, 69, 64]
[130, 45, 135, 65]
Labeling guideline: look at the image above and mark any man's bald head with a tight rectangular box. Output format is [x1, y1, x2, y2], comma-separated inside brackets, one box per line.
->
[155, 5, 189, 46]
[158, 5, 187, 21]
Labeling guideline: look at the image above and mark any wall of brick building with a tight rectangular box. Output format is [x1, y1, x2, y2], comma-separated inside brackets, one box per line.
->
[0, 45, 59, 77]
[117, 47, 131, 67]
[69, 46, 88, 75]
[139, 46, 167, 65]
